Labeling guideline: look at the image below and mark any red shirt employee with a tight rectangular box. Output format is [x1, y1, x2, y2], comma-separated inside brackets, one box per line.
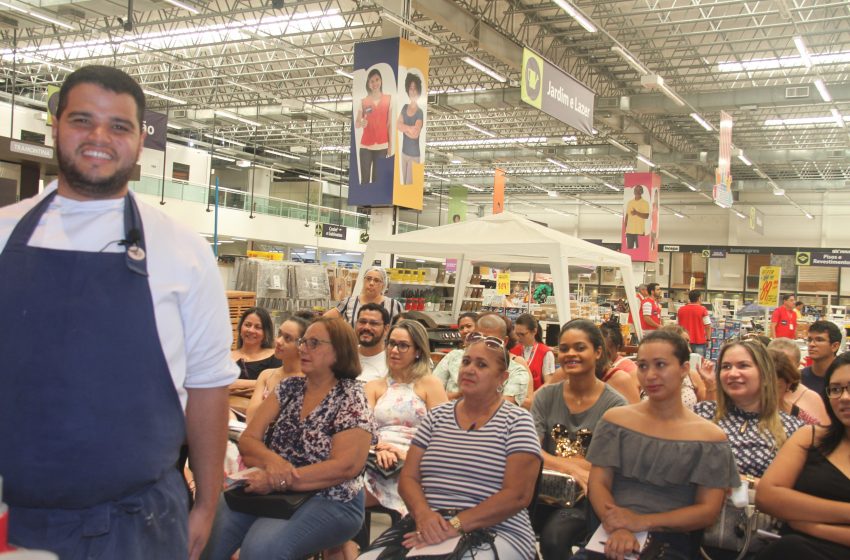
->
[770, 294, 798, 339]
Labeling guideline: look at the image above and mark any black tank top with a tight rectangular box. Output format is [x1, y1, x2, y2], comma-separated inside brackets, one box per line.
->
[793, 427, 850, 502]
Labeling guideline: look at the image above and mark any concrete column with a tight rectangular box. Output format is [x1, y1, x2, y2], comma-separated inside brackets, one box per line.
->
[636, 145, 653, 172]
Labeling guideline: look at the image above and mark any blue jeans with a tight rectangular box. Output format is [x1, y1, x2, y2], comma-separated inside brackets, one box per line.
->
[201, 489, 365, 560]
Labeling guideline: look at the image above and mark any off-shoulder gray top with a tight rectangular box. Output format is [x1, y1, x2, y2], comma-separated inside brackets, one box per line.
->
[586, 419, 741, 515]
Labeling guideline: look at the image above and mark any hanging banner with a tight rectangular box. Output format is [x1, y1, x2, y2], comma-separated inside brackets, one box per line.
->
[447, 185, 467, 223]
[392, 38, 428, 210]
[748, 206, 764, 235]
[620, 172, 660, 262]
[348, 38, 428, 210]
[520, 47, 594, 135]
[348, 38, 400, 207]
[714, 111, 734, 207]
[757, 266, 781, 307]
[493, 168, 505, 214]
[142, 110, 168, 152]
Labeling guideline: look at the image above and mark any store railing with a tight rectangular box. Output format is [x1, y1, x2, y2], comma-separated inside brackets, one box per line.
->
[130, 175, 370, 230]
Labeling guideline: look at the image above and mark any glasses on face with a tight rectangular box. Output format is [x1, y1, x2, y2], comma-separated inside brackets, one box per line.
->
[364, 276, 383, 285]
[386, 340, 413, 353]
[297, 337, 332, 351]
[826, 384, 850, 399]
[357, 319, 384, 328]
[465, 332, 509, 365]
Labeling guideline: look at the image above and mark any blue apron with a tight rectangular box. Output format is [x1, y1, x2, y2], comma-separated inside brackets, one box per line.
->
[0, 190, 188, 558]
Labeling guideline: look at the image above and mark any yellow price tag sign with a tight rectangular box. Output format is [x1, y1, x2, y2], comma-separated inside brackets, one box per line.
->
[496, 272, 511, 295]
[757, 266, 781, 307]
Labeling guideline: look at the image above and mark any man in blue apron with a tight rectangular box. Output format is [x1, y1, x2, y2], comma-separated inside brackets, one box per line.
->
[0, 66, 238, 559]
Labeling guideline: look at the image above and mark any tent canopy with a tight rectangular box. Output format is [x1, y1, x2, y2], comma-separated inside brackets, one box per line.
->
[359, 212, 641, 334]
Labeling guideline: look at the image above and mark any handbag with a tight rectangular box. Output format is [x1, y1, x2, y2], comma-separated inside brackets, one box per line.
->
[365, 513, 499, 560]
[538, 469, 581, 508]
[701, 500, 779, 559]
[366, 453, 404, 479]
[223, 486, 317, 520]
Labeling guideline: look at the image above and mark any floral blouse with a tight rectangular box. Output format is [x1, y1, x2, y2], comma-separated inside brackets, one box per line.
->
[268, 377, 375, 501]
[694, 400, 803, 477]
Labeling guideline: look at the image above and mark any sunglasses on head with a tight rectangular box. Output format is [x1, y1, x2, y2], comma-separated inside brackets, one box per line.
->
[465, 332, 509, 365]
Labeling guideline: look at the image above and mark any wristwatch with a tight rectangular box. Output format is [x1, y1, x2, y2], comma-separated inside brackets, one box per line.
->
[448, 516, 464, 534]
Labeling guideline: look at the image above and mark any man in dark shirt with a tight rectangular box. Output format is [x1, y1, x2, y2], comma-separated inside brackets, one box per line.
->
[800, 320, 842, 395]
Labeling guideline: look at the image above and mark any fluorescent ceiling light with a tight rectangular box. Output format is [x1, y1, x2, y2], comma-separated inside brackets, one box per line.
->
[227, 80, 258, 93]
[657, 82, 686, 107]
[804, 212, 814, 220]
[552, 0, 597, 33]
[462, 183, 484, 192]
[562, 135, 577, 143]
[690, 113, 713, 131]
[714, 200, 730, 209]
[546, 158, 572, 171]
[682, 182, 697, 191]
[163, 0, 200, 14]
[773, 188, 785, 195]
[832, 108, 846, 128]
[755, 169, 768, 179]
[547, 191, 559, 198]
[611, 45, 648, 75]
[461, 56, 507, 83]
[425, 172, 449, 181]
[716, 50, 850, 72]
[736, 150, 753, 166]
[318, 162, 345, 172]
[166, 122, 182, 130]
[215, 110, 262, 127]
[660, 169, 678, 179]
[428, 136, 546, 148]
[204, 134, 247, 147]
[607, 138, 631, 153]
[143, 89, 187, 105]
[0, 1, 75, 29]
[334, 68, 354, 79]
[764, 115, 847, 126]
[603, 182, 620, 191]
[382, 11, 441, 46]
[266, 149, 301, 160]
[673, 212, 684, 218]
[814, 79, 832, 102]
[466, 123, 496, 138]
[212, 154, 236, 162]
[733, 210, 746, 219]
[636, 154, 656, 167]
[793, 36, 812, 68]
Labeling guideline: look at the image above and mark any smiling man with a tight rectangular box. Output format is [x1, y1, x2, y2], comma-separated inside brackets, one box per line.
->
[355, 302, 390, 382]
[0, 66, 237, 559]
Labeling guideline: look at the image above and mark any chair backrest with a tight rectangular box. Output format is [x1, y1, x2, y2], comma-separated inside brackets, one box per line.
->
[526, 458, 545, 521]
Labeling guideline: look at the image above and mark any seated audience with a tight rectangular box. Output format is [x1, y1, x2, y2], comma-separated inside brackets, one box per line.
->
[355, 303, 391, 383]
[694, 339, 804, 488]
[512, 313, 556, 390]
[769, 348, 819, 426]
[600, 321, 637, 377]
[202, 318, 373, 560]
[434, 313, 530, 406]
[532, 319, 627, 559]
[572, 330, 739, 559]
[659, 324, 708, 408]
[768, 337, 829, 424]
[800, 320, 842, 395]
[359, 332, 542, 560]
[245, 315, 308, 423]
[755, 352, 850, 559]
[230, 307, 282, 397]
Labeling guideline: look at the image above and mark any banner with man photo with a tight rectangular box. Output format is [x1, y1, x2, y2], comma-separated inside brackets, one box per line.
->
[621, 172, 660, 262]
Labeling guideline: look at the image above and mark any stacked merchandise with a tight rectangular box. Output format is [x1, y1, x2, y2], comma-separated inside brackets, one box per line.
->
[234, 258, 331, 315]
[327, 267, 357, 304]
[707, 318, 743, 361]
[226, 290, 257, 350]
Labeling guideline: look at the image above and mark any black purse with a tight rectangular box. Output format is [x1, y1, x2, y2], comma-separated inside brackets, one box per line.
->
[366, 453, 404, 479]
[365, 514, 499, 560]
[223, 486, 317, 520]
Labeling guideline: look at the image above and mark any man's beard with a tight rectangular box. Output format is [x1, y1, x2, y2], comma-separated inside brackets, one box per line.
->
[56, 142, 135, 199]
[358, 332, 382, 348]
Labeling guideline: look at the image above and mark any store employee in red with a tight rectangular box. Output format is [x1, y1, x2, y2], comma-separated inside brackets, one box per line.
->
[770, 294, 798, 339]
[640, 282, 663, 333]
[677, 289, 712, 356]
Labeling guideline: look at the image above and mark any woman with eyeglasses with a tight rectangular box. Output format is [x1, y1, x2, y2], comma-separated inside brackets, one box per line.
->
[512, 314, 556, 390]
[359, 331, 542, 559]
[531, 319, 627, 559]
[755, 351, 850, 559]
[572, 330, 739, 560]
[694, 340, 804, 491]
[333, 321, 447, 558]
[203, 318, 374, 560]
[245, 315, 309, 424]
[325, 266, 403, 329]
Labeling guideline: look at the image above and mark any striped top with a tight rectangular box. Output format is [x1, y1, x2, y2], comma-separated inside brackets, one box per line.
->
[411, 401, 542, 559]
[336, 295, 403, 329]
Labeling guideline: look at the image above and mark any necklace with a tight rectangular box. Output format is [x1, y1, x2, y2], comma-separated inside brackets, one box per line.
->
[566, 378, 598, 408]
[459, 400, 501, 431]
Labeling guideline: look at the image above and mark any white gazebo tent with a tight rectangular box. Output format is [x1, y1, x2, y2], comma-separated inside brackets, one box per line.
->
[356, 212, 642, 337]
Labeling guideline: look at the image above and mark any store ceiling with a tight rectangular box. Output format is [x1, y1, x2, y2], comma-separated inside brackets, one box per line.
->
[1, 0, 848, 220]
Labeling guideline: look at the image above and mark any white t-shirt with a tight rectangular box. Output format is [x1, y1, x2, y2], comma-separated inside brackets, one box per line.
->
[358, 350, 388, 383]
[0, 182, 239, 408]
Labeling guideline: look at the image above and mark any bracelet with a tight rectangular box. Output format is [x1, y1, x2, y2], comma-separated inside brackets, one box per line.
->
[448, 516, 464, 534]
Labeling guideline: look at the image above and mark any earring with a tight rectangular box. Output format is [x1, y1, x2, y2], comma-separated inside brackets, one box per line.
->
[416, 354, 420, 359]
